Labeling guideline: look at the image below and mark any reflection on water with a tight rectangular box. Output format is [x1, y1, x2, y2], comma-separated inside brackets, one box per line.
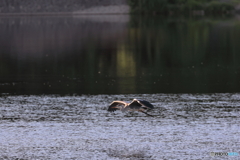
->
[0, 15, 240, 94]
[0, 94, 239, 159]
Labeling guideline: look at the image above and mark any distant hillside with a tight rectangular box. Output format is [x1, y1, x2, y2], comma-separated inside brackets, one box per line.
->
[0, 0, 127, 13]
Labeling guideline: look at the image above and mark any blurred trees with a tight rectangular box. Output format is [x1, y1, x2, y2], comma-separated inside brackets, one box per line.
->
[128, 0, 235, 14]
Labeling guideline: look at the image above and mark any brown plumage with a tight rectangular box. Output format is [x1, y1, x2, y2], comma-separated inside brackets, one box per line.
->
[107, 99, 154, 116]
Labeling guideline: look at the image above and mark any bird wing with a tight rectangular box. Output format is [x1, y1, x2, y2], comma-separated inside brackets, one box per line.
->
[128, 100, 142, 110]
[107, 101, 127, 112]
[129, 99, 154, 110]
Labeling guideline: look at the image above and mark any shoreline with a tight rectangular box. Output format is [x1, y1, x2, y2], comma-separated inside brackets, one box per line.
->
[0, 12, 73, 17]
[0, 12, 129, 17]
[0, 4, 130, 17]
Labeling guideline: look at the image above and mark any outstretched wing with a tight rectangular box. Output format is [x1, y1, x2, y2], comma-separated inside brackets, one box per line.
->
[129, 99, 154, 110]
[128, 100, 142, 110]
[107, 101, 127, 112]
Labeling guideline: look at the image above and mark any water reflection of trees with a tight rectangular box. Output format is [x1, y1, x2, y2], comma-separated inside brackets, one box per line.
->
[1, 16, 240, 94]
[123, 16, 240, 93]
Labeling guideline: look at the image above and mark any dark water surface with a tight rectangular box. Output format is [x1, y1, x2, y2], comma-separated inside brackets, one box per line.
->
[0, 94, 239, 159]
[1, 15, 240, 94]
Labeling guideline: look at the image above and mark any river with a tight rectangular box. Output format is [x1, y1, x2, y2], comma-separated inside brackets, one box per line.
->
[0, 15, 240, 159]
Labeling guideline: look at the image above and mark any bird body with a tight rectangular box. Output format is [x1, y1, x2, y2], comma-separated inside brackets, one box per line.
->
[107, 99, 154, 116]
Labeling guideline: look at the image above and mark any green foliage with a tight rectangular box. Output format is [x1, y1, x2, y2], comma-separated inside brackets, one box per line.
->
[128, 0, 168, 13]
[206, 1, 234, 13]
[184, 0, 204, 10]
[128, 0, 235, 14]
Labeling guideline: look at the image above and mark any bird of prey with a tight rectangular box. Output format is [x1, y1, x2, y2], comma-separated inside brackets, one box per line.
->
[107, 99, 154, 116]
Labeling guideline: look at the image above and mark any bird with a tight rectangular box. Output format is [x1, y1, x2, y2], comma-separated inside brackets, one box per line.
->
[107, 99, 154, 116]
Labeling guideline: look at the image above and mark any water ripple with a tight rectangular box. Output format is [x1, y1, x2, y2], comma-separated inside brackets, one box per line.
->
[0, 93, 239, 159]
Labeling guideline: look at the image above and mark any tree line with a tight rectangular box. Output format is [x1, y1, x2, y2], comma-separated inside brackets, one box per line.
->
[128, 0, 236, 14]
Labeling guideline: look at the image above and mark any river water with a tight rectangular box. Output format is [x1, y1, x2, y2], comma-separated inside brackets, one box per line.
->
[1, 15, 240, 94]
[0, 15, 240, 159]
[0, 93, 239, 159]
